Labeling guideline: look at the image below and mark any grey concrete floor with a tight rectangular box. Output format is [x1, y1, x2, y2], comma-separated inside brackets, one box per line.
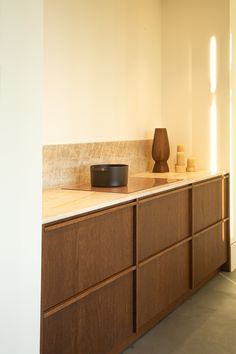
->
[123, 271, 236, 354]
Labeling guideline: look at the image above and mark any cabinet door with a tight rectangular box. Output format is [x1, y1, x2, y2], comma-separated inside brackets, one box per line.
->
[138, 188, 191, 261]
[224, 177, 229, 219]
[138, 242, 191, 328]
[42, 274, 134, 354]
[194, 223, 227, 286]
[193, 178, 222, 233]
[43, 205, 134, 310]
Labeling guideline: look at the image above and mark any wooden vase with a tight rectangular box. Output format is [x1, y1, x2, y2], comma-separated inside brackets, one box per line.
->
[152, 128, 170, 173]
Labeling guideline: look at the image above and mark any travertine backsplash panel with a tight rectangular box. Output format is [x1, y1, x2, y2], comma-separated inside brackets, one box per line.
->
[43, 140, 153, 189]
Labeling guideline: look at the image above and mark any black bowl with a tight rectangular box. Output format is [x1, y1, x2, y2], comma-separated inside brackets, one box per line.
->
[90, 164, 128, 187]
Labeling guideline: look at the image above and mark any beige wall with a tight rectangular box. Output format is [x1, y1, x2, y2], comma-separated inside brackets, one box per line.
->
[230, 0, 236, 268]
[44, 0, 230, 170]
[43, 0, 162, 144]
[162, 0, 230, 171]
[162, 0, 193, 168]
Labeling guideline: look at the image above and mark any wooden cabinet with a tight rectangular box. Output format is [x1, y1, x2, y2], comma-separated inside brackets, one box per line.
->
[43, 205, 134, 310]
[193, 176, 229, 285]
[41, 176, 229, 354]
[193, 178, 222, 233]
[224, 176, 230, 219]
[42, 203, 135, 354]
[138, 242, 191, 328]
[43, 274, 134, 354]
[194, 224, 227, 286]
[139, 188, 191, 260]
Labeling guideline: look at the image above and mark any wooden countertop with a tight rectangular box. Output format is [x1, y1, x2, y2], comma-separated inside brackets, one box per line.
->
[42, 170, 228, 225]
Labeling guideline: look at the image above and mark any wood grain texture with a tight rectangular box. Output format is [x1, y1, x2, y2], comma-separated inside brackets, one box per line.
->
[221, 220, 231, 272]
[44, 202, 135, 231]
[193, 178, 222, 233]
[138, 242, 191, 328]
[152, 128, 170, 173]
[42, 274, 134, 354]
[43, 267, 136, 319]
[224, 177, 229, 219]
[41, 175, 230, 354]
[138, 188, 191, 260]
[194, 223, 227, 286]
[43, 206, 134, 310]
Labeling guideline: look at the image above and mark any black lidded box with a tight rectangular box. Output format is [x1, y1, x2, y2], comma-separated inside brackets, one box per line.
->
[90, 164, 128, 187]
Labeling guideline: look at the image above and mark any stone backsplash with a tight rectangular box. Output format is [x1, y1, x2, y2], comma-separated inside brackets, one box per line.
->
[43, 140, 154, 189]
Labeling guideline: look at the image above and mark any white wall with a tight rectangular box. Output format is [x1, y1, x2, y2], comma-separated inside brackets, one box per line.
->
[162, 0, 230, 171]
[0, 1, 42, 353]
[43, 0, 162, 145]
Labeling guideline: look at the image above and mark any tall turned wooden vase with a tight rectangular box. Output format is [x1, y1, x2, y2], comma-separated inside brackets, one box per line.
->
[152, 128, 170, 173]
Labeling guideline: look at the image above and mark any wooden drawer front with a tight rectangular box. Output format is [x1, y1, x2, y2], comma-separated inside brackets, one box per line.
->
[193, 179, 222, 233]
[138, 189, 191, 261]
[42, 274, 134, 354]
[138, 242, 191, 328]
[224, 220, 230, 242]
[224, 177, 229, 219]
[43, 206, 134, 310]
[194, 224, 227, 286]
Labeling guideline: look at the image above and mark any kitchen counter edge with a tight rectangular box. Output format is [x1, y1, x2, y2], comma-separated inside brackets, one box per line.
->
[42, 170, 229, 225]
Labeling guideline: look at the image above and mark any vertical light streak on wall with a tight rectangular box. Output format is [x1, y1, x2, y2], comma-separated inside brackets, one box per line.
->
[210, 96, 217, 173]
[210, 36, 217, 93]
[210, 36, 217, 173]
[230, 32, 232, 73]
